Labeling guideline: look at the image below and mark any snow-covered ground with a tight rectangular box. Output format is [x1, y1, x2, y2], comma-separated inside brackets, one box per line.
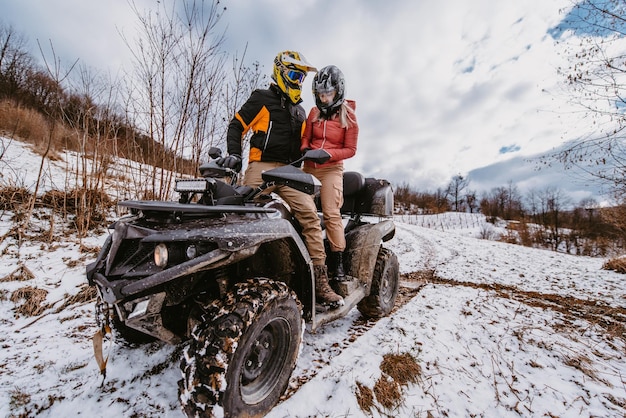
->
[1, 138, 624, 417]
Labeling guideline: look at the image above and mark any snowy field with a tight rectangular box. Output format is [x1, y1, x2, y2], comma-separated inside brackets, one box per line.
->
[0, 138, 625, 417]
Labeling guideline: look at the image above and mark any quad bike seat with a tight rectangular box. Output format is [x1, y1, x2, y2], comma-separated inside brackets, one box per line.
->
[213, 183, 254, 205]
[340, 171, 366, 214]
[314, 171, 394, 217]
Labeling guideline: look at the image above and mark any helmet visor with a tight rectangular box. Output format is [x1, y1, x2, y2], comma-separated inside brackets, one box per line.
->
[285, 69, 305, 85]
[317, 90, 337, 105]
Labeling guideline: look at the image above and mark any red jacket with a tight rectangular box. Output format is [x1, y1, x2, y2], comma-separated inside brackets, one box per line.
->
[301, 100, 358, 168]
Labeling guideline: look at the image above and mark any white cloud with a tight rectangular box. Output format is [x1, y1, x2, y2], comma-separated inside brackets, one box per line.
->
[0, 0, 609, 200]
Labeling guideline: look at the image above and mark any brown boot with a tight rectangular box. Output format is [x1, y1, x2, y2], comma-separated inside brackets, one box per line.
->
[313, 264, 344, 307]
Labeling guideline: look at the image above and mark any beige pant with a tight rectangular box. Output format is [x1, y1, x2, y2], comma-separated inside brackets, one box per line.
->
[243, 161, 326, 265]
[304, 164, 345, 252]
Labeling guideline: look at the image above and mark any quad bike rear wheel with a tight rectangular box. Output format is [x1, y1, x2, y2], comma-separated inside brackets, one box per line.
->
[179, 278, 302, 418]
[357, 247, 400, 318]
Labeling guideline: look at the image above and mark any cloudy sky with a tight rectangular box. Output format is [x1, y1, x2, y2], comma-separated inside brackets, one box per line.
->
[0, 0, 602, 202]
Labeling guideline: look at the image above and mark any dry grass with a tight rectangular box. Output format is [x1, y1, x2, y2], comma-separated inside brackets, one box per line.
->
[9, 387, 31, 411]
[373, 375, 401, 410]
[79, 243, 101, 256]
[356, 351, 423, 414]
[40, 188, 113, 232]
[0, 264, 35, 282]
[562, 353, 607, 384]
[0, 99, 78, 158]
[54, 285, 97, 313]
[10, 286, 49, 317]
[40, 188, 111, 214]
[0, 100, 49, 147]
[0, 185, 114, 238]
[355, 381, 374, 413]
[602, 256, 626, 274]
[380, 352, 422, 386]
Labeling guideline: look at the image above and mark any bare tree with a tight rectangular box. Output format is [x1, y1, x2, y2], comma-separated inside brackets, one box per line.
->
[534, 187, 571, 251]
[550, 0, 626, 195]
[123, 0, 228, 199]
[0, 23, 32, 101]
[446, 174, 469, 212]
[465, 189, 478, 213]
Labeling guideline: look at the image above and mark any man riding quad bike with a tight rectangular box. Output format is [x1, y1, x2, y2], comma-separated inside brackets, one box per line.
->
[86, 148, 400, 417]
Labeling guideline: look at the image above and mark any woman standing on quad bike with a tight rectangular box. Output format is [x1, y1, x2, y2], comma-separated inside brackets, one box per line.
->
[222, 50, 344, 307]
[301, 65, 359, 281]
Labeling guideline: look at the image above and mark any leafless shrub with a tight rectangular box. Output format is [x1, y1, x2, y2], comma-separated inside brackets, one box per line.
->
[0, 185, 32, 211]
[10, 285, 49, 317]
[479, 222, 497, 240]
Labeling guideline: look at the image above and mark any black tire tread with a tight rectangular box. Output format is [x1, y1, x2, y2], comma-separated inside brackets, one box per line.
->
[357, 247, 400, 318]
[178, 278, 301, 418]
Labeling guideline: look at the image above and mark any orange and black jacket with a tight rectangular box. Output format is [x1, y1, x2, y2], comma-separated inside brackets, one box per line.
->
[227, 84, 307, 165]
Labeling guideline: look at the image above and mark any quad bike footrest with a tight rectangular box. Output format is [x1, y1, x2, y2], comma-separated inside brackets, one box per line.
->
[332, 275, 359, 297]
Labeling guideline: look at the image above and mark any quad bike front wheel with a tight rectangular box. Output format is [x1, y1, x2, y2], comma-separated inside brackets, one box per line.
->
[179, 278, 303, 418]
[357, 247, 400, 318]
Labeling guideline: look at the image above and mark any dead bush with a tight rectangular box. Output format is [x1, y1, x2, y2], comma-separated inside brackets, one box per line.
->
[0, 186, 32, 211]
[10, 286, 49, 317]
[602, 256, 626, 274]
[41, 188, 112, 215]
[40, 187, 113, 233]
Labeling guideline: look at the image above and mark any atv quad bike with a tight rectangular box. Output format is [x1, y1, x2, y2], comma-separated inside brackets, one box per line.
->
[86, 148, 400, 418]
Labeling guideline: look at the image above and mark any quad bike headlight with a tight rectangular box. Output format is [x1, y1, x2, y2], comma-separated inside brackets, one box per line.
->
[175, 178, 212, 192]
[154, 243, 169, 267]
[186, 245, 198, 259]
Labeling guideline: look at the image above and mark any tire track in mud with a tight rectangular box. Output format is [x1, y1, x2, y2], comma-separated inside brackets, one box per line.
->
[428, 275, 626, 344]
[283, 265, 625, 402]
[393, 222, 625, 341]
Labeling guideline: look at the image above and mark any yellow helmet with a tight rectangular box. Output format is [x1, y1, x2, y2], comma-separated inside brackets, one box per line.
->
[272, 50, 317, 104]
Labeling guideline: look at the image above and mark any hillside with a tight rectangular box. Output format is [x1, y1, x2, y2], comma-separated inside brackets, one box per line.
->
[0, 138, 624, 417]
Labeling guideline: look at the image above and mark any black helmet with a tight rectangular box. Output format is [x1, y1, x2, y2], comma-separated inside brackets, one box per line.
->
[312, 65, 345, 116]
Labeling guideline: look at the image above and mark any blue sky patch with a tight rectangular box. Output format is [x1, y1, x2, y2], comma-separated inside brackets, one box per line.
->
[499, 144, 521, 154]
[549, 0, 626, 38]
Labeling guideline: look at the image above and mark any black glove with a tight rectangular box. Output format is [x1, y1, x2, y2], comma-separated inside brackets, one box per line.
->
[217, 154, 242, 172]
[302, 147, 311, 155]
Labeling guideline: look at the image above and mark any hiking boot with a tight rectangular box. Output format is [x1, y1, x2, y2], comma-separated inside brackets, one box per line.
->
[313, 264, 344, 307]
[330, 251, 346, 281]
